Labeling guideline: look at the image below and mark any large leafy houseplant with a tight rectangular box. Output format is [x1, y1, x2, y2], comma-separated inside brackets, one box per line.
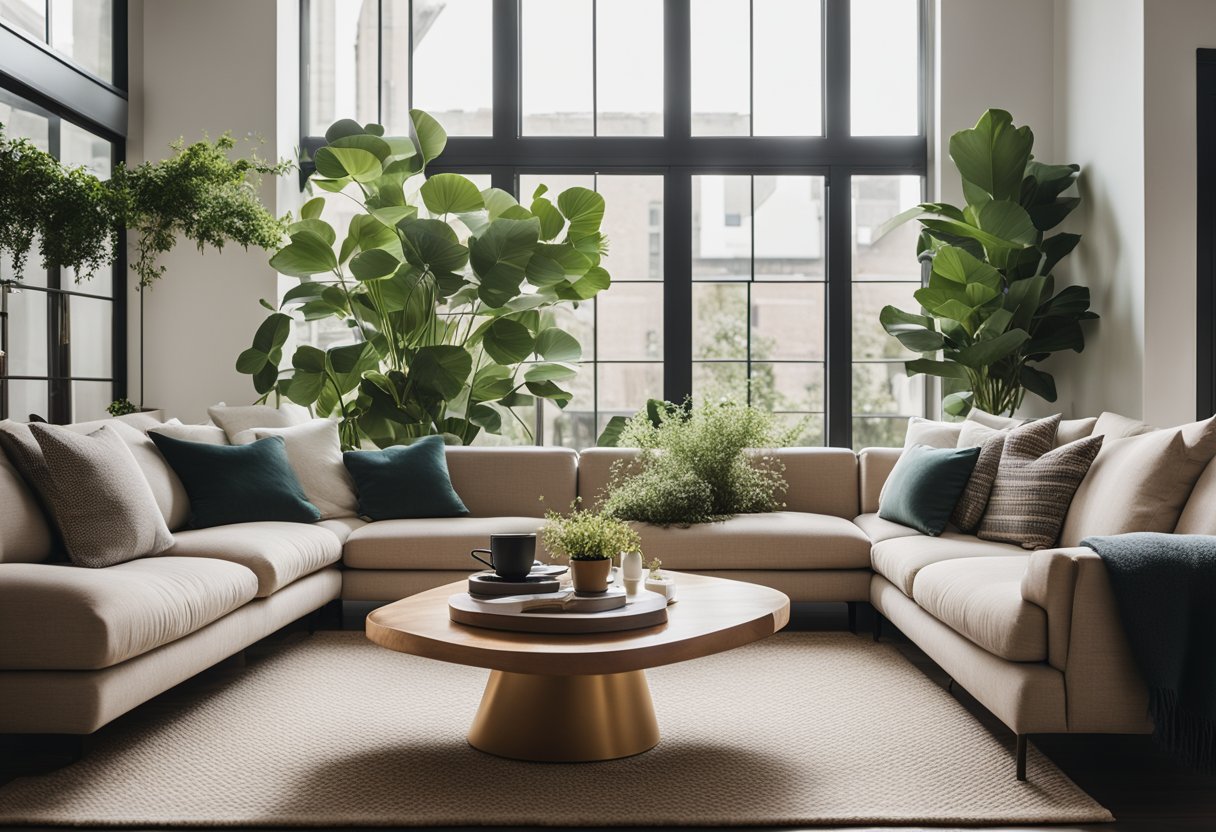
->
[878, 109, 1098, 417]
[238, 111, 611, 449]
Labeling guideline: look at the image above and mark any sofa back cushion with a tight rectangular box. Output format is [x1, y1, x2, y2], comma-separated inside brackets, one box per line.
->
[1175, 455, 1216, 534]
[1058, 415, 1216, 546]
[445, 446, 578, 517]
[0, 448, 55, 564]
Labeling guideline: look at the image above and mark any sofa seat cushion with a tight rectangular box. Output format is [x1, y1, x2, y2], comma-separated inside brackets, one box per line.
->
[912, 555, 1046, 662]
[852, 512, 921, 544]
[162, 522, 342, 596]
[630, 512, 872, 571]
[871, 532, 1027, 596]
[0, 557, 257, 670]
[344, 516, 546, 570]
[315, 516, 367, 545]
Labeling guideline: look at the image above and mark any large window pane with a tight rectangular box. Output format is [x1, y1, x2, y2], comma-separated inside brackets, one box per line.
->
[853, 282, 916, 360]
[380, 0, 411, 135]
[48, 0, 113, 82]
[522, 0, 592, 136]
[853, 175, 923, 280]
[852, 416, 907, 450]
[308, 0, 378, 134]
[6, 287, 48, 376]
[71, 380, 112, 421]
[755, 175, 825, 280]
[853, 361, 923, 416]
[597, 284, 662, 361]
[596, 175, 663, 281]
[413, 0, 493, 135]
[7, 380, 48, 422]
[753, 0, 821, 136]
[543, 362, 595, 449]
[693, 361, 747, 405]
[693, 283, 747, 360]
[755, 362, 823, 412]
[690, 0, 749, 136]
[692, 175, 751, 280]
[0, 0, 44, 40]
[751, 283, 824, 361]
[850, 0, 919, 136]
[60, 121, 115, 295]
[69, 296, 113, 378]
[596, 0, 663, 136]
[597, 363, 663, 427]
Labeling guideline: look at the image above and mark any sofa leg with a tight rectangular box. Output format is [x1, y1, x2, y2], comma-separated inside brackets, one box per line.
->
[873, 612, 884, 642]
[946, 677, 954, 694]
[0, 734, 86, 774]
[1015, 734, 1028, 781]
[846, 602, 857, 634]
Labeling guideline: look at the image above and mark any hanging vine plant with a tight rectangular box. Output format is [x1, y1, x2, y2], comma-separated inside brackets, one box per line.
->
[0, 124, 288, 289]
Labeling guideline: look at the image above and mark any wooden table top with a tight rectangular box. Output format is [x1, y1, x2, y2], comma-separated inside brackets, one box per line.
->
[365, 572, 790, 676]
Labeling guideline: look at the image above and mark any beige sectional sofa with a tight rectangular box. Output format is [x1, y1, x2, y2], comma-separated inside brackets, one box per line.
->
[4, 412, 1188, 781]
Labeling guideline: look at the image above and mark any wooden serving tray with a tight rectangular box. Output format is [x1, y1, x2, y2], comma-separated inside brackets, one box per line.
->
[448, 589, 669, 634]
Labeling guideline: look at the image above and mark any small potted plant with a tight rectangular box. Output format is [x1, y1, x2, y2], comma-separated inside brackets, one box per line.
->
[542, 503, 641, 594]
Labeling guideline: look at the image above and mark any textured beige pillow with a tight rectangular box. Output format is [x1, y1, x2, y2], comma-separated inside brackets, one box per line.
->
[1092, 411, 1155, 440]
[978, 416, 1104, 550]
[902, 417, 962, 449]
[1058, 416, 1216, 546]
[209, 404, 309, 444]
[251, 420, 358, 519]
[29, 424, 174, 568]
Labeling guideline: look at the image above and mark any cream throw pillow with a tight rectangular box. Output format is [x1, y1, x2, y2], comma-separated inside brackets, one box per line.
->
[150, 419, 231, 445]
[208, 404, 309, 444]
[903, 417, 962, 449]
[251, 420, 358, 519]
[1092, 411, 1155, 440]
[1058, 415, 1216, 546]
[965, 409, 1025, 430]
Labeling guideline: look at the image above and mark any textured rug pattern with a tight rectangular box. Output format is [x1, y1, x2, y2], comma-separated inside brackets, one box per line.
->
[0, 631, 1111, 826]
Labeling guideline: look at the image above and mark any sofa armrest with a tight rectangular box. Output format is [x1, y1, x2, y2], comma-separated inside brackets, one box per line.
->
[1021, 547, 1150, 733]
[857, 447, 902, 514]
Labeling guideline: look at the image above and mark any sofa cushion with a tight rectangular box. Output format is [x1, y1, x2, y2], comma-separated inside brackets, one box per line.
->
[0, 557, 257, 670]
[912, 555, 1047, 662]
[0, 450, 54, 564]
[252, 420, 359, 519]
[878, 444, 980, 536]
[31, 424, 175, 568]
[902, 416, 962, 449]
[950, 431, 1005, 532]
[629, 512, 872, 571]
[150, 421, 230, 445]
[448, 446, 578, 517]
[852, 512, 921, 544]
[1175, 455, 1216, 534]
[871, 532, 1027, 596]
[1059, 416, 1216, 546]
[1092, 411, 1155, 439]
[315, 516, 367, 545]
[161, 522, 342, 597]
[208, 403, 309, 444]
[1056, 417, 1098, 446]
[344, 436, 469, 520]
[343, 516, 546, 570]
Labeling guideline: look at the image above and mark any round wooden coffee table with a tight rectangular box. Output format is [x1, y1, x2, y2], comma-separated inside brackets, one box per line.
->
[365, 571, 789, 762]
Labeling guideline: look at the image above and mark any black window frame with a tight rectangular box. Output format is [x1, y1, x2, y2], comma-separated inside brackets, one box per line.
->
[299, 0, 930, 448]
[0, 2, 128, 423]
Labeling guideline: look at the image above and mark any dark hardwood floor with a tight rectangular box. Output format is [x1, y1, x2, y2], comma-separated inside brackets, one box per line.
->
[2, 601, 1213, 831]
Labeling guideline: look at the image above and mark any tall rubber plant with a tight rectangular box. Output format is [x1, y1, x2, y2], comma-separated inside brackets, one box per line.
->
[878, 109, 1098, 417]
[237, 111, 611, 448]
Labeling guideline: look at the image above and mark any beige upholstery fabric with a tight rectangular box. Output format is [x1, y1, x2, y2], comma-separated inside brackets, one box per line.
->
[966, 409, 1025, 430]
[1059, 416, 1216, 546]
[63, 412, 166, 434]
[445, 446, 577, 517]
[1021, 546, 1083, 671]
[251, 421, 358, 519]
[957, 420, 1007, 448]
[315, 516, 367, 545]
[870, 532, 1027, 596]
[577, 448, 639, 510]
[1092, 411, 1155, 439]
[871, 575, 1068, 734]
[30, 424, 175, 568]
[0, 568, 339, 734]
[902, 417, 962, 449]
[341, 569, 476, 601]
[950, 432, 1005, 532]
[0, 452, 53, 564]
[208, 404, 309, 443]
[1056, 417, 1098, 447]
[912, 556, 1046, 662]
[852, 512, 921, 544]
[69, 421, 190, 531]
[767, 448, 859, 518]
[344, 516, 546, 570]
[629, 512, 872, 570]
[161, 522, 342, 597]
[0, 557, 257, 670]
[149, 421, 230, 445]
[1175, 455, 1216, 534]
[858, 447, 901, 514]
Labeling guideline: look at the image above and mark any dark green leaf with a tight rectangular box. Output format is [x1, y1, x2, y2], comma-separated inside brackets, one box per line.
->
[534, 327, 582, 362]
[350, 248, 402, 281]
[948, 109, 1034, 201]
[531, 196, 565, 241]
[324, 119, 366, 143]
[409, 345, 472, 399]
[953, 328, 1029, 368]
[1020, 365, 1058, 401]
[482, 318, 535, 364]
[471, 217, 541, 306]
[524, 362, 577, 382]
[399, 218, 470, 274]
[525, 379, 573, 407]
[905, 358, 969, 380]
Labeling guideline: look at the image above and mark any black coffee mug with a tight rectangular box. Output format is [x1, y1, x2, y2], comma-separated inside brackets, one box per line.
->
[471, 533, 537, 581]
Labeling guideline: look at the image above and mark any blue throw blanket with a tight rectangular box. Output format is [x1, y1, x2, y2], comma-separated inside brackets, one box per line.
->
[1082, 533, 1216, 771]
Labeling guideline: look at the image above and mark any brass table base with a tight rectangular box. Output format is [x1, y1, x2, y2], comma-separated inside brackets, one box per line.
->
[467, 669, 661, 762]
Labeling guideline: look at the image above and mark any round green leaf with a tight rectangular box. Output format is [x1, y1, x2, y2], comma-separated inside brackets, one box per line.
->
[482, 318, 534, 365]
[329, 133, 392, 162]
[324, 118, 366, 143]
[524, 362, 577, 383]
[410, 109, 448, 164]
[534, 327, 582, 362]
[399, 218, 469, 274]
[270, 230, 338, 277]
[314, 146, 382, 183]
[300, 196, 325, 220]
[288, 218, 336, 246]
[409, 345, 472, 399]
[556, 187, 605, 238]
[350, 248, 402, 281]
[420, 173, 485, 215]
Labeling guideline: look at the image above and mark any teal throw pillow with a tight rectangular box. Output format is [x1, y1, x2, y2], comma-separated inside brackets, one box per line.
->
[343, 435, 469, 520]
[879, 443, 981, 536]
[148, 433, 320, 529]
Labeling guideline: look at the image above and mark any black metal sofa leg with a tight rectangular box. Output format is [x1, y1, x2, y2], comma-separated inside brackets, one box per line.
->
[1016, 734, 1027, 781]
[846, 601, 857, 634]
[873, 611, 884, 642]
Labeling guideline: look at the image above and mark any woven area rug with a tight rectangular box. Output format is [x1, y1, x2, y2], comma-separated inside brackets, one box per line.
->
[0, 631, 1111, 827]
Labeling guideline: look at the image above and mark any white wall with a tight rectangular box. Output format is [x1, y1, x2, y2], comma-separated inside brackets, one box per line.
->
[1049, 0, 1146, 420]
[126, 0, 298, 423]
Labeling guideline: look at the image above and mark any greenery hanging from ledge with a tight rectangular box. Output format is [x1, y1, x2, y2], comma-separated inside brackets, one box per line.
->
[0, 125, 288, 289]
